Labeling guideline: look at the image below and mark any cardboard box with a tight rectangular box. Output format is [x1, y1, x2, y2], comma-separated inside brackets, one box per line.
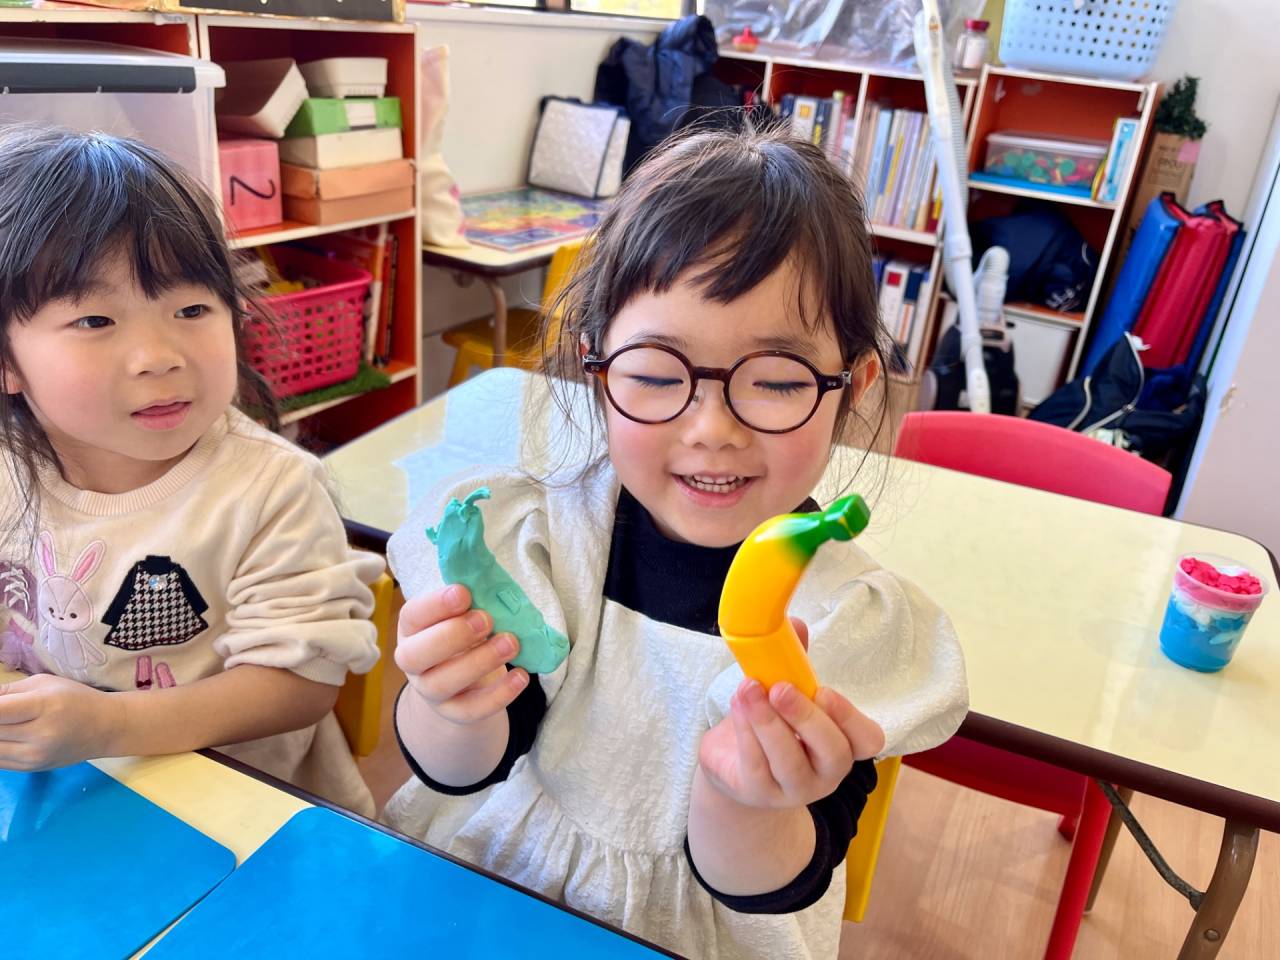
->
[57, 0, 403, 22]
[283, 184, 413, 225]
[278, 127, 402, 170]
[1121, 132, 1200, 257]
[281, 158, 414, 201]
[217, 59, 308, 140]
[219, 138, 282, 233]
[284, 97, 402, 138]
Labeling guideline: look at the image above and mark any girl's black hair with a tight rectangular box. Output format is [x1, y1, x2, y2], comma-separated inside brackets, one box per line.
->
[542, 119, 890, 465]
[0, 126, 278, 529]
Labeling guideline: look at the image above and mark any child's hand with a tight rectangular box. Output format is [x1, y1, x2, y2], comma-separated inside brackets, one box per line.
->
[395, 584, 527, 725]
[699, 619, 885, 810]
[0, 674, 124, 770]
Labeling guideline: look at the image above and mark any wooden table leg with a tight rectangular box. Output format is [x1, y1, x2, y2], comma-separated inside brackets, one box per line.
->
[1177, 820, 1258, 960]
[1086, 786, 1134, 912]
[481, 275, 508, 368]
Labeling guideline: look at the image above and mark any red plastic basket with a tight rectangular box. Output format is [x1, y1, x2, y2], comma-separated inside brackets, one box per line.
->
[246, 247, 371, 399]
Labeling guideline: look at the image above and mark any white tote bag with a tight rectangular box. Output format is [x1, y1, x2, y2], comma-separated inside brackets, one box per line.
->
[527, 97, 630, 199]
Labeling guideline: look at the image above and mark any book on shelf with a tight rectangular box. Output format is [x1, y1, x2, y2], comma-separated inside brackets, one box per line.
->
[790, 96, 819, 142]
[1094, 116, 1141, 203]
[305, 223, 391, 365]
[374, 231, 400, 367]
[770, 94, 939, 236]
[874, 256, 933, 374]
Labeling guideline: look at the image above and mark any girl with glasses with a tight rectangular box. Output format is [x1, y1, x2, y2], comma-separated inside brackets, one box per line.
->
[386, 123, 967, 958]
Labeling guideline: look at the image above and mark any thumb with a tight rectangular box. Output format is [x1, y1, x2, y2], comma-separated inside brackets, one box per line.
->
[789, 616, 810, 652]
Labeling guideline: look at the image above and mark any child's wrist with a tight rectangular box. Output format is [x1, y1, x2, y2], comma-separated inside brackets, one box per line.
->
[97, 688, 133, 758]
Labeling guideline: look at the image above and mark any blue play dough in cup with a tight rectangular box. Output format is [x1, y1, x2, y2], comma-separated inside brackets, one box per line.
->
[1158, 554, 1268, 673]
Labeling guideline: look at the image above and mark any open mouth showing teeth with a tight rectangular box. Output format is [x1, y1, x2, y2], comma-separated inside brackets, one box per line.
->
[680, 475, 749, 493]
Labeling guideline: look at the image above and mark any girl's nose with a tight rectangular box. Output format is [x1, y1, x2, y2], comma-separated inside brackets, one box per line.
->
[126, 325, 185, 377]
[679, 382, 751, 450]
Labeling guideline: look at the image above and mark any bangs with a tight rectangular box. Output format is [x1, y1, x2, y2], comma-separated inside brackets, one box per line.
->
[592, 130, 873, 351]
[0, 131, 235, 321]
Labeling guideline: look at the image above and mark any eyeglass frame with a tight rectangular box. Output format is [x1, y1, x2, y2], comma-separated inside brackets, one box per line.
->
[580, 341, 853, 435]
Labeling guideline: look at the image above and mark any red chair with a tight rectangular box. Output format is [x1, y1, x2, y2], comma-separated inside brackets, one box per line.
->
[894, 411, 1172, 960]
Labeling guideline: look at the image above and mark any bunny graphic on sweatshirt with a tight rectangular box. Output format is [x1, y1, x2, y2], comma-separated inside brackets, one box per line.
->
[35, 531, 107, 681]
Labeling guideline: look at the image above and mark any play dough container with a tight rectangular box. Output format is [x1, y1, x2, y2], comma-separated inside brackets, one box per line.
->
[1158, 554, 1268, 672]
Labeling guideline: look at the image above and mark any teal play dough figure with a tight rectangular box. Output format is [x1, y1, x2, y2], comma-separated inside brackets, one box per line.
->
[426, 487, 570, 674]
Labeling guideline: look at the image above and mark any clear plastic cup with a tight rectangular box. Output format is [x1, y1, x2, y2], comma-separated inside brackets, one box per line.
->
[1159, 553, 1269, 672]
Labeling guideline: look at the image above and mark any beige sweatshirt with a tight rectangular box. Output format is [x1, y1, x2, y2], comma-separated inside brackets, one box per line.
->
[0, 407, 383, 817]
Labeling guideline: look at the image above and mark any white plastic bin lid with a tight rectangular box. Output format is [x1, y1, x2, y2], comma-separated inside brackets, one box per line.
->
[986, 130, 1108, 157]
[0, 39, 224, 94]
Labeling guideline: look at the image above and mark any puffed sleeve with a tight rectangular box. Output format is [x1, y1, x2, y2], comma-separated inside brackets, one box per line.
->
[217, 454, 382, 686]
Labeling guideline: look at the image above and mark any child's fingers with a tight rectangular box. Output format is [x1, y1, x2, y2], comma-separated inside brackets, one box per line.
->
[398, 584, 472, 637]
[395, 608, 492, 676]
[740, 680, 813, 794]
[414, 633, 520, 704]
[815, 688, 886, 760]
[729, 690, 775, 791]
[0, 741, 41, 771]
[789, 616, 810, 652]
[769, 683, 853, 783]
[0, 688, 41, 728]
[434, 668, 529, 725]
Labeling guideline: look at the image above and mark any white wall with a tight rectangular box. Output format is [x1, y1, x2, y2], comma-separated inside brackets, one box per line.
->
[406, 7, 663, 399]
[1176, 105, 1280, 554]
[1151, 0, 1280, 214]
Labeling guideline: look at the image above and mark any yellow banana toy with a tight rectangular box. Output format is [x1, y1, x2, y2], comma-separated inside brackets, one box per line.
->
[718, 495, 871, 698]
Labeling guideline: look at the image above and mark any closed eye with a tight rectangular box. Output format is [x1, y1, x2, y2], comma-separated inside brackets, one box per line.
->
[754, 380, 811, 395]
[627, 375, 684, 390]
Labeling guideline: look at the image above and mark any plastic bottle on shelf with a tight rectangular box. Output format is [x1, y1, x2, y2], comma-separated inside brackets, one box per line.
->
[954, 19, 990, 71]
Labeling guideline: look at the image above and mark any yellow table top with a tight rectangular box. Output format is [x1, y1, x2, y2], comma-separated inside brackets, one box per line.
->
[324, 369, 1280, 828]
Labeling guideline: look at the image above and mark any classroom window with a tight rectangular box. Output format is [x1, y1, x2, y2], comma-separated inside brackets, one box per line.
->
[570, 0, 683, 17]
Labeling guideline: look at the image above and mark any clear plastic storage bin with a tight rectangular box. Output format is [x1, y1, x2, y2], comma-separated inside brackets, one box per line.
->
[982, 131, 1108, 192]
[0, 39, 224, 191]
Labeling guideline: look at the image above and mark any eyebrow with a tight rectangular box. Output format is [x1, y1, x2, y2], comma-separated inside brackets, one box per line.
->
[621, 331, 819, 357]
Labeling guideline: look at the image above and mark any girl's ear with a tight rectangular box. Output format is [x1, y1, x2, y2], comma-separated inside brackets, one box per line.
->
[579, 335, 592, 358]
[848, 352, 881, 408]
[0, 363, 23, 396]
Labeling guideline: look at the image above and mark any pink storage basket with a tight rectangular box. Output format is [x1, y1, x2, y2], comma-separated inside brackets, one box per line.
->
[247, 247, 371, 399]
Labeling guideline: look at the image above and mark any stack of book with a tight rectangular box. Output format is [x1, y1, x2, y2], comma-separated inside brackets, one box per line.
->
[873, 256, 935, 374]
[854, 104, 939, 233]
[278, 59, 412, 225]
[778, 95, 940, 234]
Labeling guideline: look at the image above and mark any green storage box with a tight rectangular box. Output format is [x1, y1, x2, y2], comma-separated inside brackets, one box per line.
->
[284, 97, 401, 138]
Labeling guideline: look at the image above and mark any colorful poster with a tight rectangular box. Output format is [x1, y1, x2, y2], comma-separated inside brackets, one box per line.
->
[463, 187, 607, 252]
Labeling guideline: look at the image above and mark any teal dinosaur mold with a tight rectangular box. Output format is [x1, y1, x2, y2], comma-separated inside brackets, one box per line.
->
[426, 487, 570, 674]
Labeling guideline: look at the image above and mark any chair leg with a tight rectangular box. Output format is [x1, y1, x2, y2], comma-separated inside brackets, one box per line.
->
[1058, 811, 1079, 841]
[446, 347, 471, 388]
[1044, 780, 1111, 960]
[1086, 787, 1133, 913]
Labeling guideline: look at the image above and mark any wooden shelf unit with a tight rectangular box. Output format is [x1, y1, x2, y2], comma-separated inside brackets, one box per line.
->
[717, 51, 1159, 400]
[0, 10, 422, 443]
[967, 67, 1158, 384]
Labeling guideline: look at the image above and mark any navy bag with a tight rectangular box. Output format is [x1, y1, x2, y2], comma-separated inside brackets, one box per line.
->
[1029, 333, 1206, 462]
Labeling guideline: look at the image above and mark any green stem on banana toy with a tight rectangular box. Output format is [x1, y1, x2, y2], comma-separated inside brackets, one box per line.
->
[427, 487, 570, 674]
[718, 494, 871, 698]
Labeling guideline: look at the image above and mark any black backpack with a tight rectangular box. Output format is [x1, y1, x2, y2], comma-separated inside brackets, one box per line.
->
[1029, 333, 1206, 462]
